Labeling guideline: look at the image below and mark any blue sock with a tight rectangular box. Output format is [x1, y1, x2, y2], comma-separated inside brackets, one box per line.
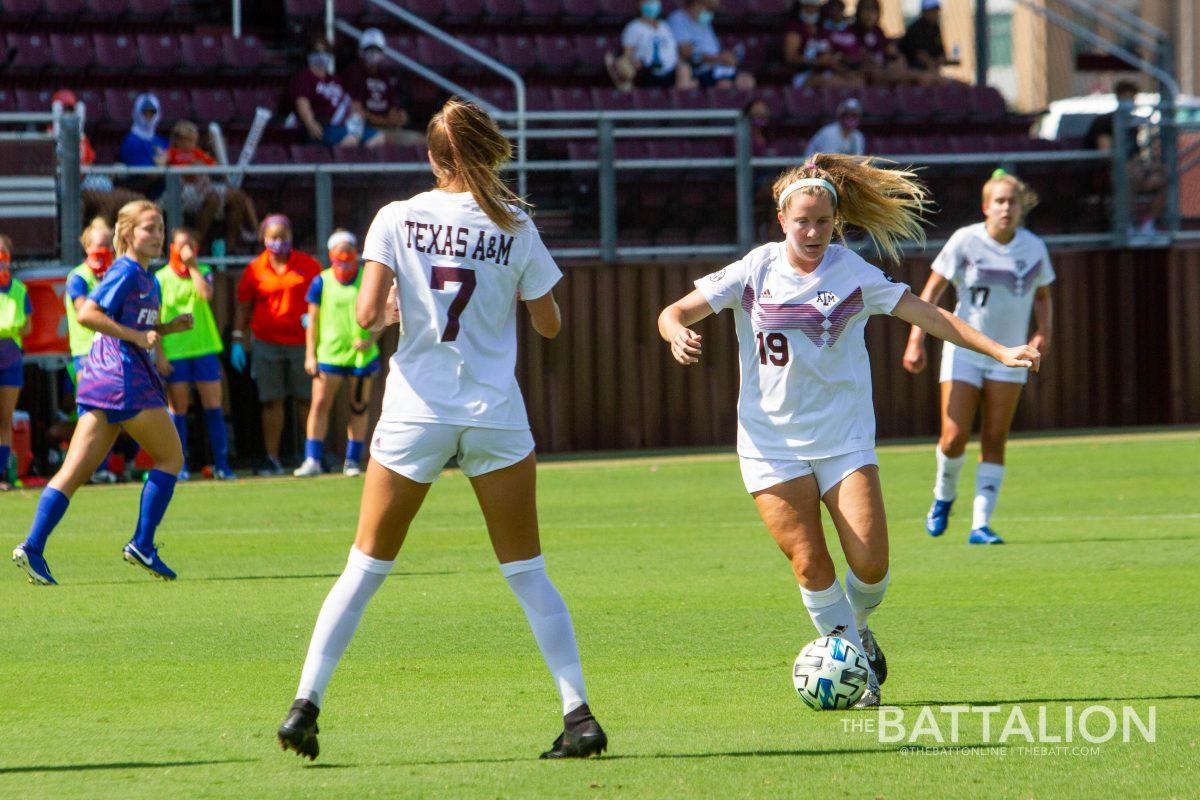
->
[24, 488, 69, 553]
[132, 469, 177, 552]
[0, 444, 10, 477]
[171, 413, 188, 461]
[305, 438, 324, 462]
[203, 408, 230, 472]
[345, 439, 364, 465]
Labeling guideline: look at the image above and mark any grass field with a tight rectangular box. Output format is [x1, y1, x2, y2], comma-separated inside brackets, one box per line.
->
[1, 429, 1197, 799]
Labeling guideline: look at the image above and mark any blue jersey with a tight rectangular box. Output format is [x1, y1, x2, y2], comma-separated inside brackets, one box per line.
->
[76, 256, 166, 411]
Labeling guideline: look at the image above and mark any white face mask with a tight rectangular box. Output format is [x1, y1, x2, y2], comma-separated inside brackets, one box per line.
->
[308, 52, 335, 75]
[800, 9, 820, 24]
[363, 49, 385, 67]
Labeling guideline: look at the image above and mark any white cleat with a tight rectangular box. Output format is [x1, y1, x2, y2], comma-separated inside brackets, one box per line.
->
[342, 461, 362, 477]
[293, 458, 323, 478]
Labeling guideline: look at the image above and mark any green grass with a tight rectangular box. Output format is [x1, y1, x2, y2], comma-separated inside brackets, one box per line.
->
[1, 430, 1197, 799]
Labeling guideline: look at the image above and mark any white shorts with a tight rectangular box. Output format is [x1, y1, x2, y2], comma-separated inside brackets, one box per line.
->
[939, 344, 1028, 388]
[739, 449, 878, 495]
[370, 420, 535, 484]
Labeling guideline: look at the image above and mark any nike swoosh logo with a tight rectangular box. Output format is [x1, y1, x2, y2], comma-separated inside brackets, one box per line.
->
[128, 547, 153, 566]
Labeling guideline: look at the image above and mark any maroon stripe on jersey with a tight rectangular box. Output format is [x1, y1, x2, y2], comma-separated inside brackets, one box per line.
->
[973, 259, 1043, 295]
[749, 287, 865, 348]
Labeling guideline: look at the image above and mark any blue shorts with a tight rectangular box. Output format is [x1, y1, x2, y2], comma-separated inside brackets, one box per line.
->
[321, 123, 380, 147]
[0, 361, 22, 388]
[77, 403, 160, 424]
[318, 358, 380, 377]
[166, 353, 222, 384]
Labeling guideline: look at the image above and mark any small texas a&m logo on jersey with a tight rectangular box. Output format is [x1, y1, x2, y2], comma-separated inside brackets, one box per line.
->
[815, 290, 838, 308]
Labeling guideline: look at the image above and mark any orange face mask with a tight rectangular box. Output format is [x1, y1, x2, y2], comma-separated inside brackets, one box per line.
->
[86, 246, 114, 279]
[330, 251, 360, 284]
[168, 242, 191, 277]
[0, 253, 10, 289]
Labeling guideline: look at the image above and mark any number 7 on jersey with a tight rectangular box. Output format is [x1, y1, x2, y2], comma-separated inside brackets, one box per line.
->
[430, 266, 477, 342]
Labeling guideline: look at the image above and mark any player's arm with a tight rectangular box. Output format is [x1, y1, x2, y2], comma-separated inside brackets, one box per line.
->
[1028, 284, 1052, 357]
[891, 290, 1040, 372]
[304, 301, 320, 376]
[658, 288, 714, 366]
[902, 270, 949, 373]
[294, 97, 324, 141]
[357, 261, 394, 332]
[155, 314, 193, 336]
[524, 290, 560, 340]
[76, 300, 158, 350]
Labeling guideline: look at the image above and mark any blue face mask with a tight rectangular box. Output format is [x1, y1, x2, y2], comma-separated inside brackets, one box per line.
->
[641, 0, 661, 19]
[698, 9, 714, 24]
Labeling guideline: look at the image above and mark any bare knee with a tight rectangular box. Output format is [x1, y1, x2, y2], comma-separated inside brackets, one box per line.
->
[790, 550, 836, 590]
[849, 556, 889, 585]
[939, 426, 969, 458]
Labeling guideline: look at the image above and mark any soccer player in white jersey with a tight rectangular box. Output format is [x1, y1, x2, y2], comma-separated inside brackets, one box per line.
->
[277, 99, 606, 761]
[903, 170, 1054, 545]
[657, 155, 1041, 706]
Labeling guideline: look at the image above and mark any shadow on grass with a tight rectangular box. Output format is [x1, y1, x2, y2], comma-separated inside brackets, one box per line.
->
[71, 570, 455, 586]
[1012, 536, 1198, 545]
[397, 747, 897, 766]
[0, 758, 254, 775]
[889, 693, 1200, 707]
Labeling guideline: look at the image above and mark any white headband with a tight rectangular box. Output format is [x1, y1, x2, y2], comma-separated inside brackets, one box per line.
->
[327, 230, 357, 251]
[778, 177, 838, 209]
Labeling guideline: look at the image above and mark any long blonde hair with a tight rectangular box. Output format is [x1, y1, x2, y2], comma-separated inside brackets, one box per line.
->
[113, 199, 161, 257]
[773, 154, 930, 262]
[427, 97, 529, 233]
[982, 170, 1039, 223]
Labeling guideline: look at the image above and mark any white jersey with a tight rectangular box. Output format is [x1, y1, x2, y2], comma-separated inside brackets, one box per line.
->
[697, 242, 909, 460]
[931, 223, 1054, 348]
[362, 189, 562, 430]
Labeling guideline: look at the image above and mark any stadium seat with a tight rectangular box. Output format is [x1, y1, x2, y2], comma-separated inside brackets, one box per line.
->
[1, 0, 42, 16]
[443, 0, 483, 23]
[128, 0, 170, 19]
[551, 86, 591, 112]
[591, 87, 635, 112]
[670, 88, 709, 111]
[931, 83, 971, 124]
[0, 88, 17, 114]
[417, 36, 458, 71]
[970, 85, 1007, 124]
[191, 88, 234, 126]
[597, 0, 637, 23]
[92, 33, 138, 73]
[561, 0, 599, 23]
[522, 0, 560, 21]
[231, 87, 281, 121]
[403, 0, 445, 20]
[474, 85, 514, 111]
[44, 0, 85, 19]
[252, 143, 289, 164]
[50, 33, 94, 72]
[156, 88, 192, 125]
[333, 147, 377, 164]
[283, 0, 323, 15]
[16, 88, 54, 113]
[6, 33, 52, 73]
[708, 87, 753, 110]
[181, 32, 223, 71]
[75, 86, 104, 120]
[534, 34, 575, 72]
[82, 0, 124, 18]
[894, 85, 933, 123]
[483, 0, 521, 21]
[746, 0, 787, 22]
[222, 33, 265, 72]
[819, 86, 861, 117]
[526, 85, 555, 111]
[715, 0, 747, 23]
[755, 86, 785, 118]
[566, 140, 598, 161]
[722, 32, 766, 72]
[859, 85, 894, 123]
[386, 33, 416, 59]
[290, 144, 333, 163]
[137, 33, 181, 72]
[497, 36, 538, 73]
[631, 88, 668, 111]
[573, 33, 615, 75]
[102, 88, 139, 126]
[783, 86, 822, 125]
[377, 144, 425, 162]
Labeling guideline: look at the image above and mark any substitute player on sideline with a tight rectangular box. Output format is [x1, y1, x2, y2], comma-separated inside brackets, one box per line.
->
[13, 201, 192, 585]
[277, 98, 606, 761]
[658, 155, 1040, 706]
[293, 230, 380, 478]
[0, 234, 31, 490]
[903, 170, 1053, 544]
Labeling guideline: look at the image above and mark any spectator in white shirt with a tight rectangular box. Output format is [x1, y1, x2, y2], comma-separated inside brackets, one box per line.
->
[607, 1, 697, 92]
[804, 97, 866, 157]
[667, 0, 755, 91]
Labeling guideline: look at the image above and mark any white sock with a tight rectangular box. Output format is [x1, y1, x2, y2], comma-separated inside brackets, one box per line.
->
[501, 555, 587, 715]
[296, 546, 394, 707]
[844, 569, 889, 632]
[972, 462, 1006, 529]
[934, 447, 966, 502]
[799, 578, 864, 654]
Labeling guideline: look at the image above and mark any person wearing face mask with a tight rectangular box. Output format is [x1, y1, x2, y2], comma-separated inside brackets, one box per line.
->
[155, 228, 235, 482]
[339, 28, 423, 148]
[232, 214, 322, 476]
[118, 93, 169, 198]
[820, 0, 865, 77]
[607, 0, 696, 92]
[0, 234, 32, 491]
[290, 35, 381, 149]
[783, 0, 858, 89]
[667, 0, 755, 91]
[293, 230, 381, 479]
[804, 98, 866, 158]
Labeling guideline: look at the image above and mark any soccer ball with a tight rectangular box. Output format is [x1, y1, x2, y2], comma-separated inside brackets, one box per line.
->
[792, 636, 869, 710]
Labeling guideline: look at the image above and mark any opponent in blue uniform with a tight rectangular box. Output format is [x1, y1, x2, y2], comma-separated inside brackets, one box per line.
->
[12, 201, 193, 585]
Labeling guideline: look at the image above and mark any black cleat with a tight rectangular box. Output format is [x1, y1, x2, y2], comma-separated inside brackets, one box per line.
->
[859, 627, 887, 685]
[277, 699, 320, 761]
[540, 704, 607, 759]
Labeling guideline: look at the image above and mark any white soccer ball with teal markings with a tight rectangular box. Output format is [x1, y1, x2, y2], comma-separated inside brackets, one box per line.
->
[793, 636, 869, 710]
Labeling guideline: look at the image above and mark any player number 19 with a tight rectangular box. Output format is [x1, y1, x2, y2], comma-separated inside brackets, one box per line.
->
[756, 331, 789, 366]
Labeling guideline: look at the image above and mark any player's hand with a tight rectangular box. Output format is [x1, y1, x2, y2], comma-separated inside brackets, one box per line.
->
[670, 328, 703, 365]
[304, 354, 318, 377]
[1028, 331, 1050, 359]
[168, 313, 194, 334]
[351, 339, 371, 352]
[384, 285, 400, 326]
[230, 341, 248, 373]
[179, 241, 197, 265]
[902, 340, 926, 374]
[131, 329, 159, 350]
[998, 344, 1040, 372]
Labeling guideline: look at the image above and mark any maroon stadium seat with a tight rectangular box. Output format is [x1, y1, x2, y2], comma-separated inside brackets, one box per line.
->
[1, 0, 42, 16]
[333, 147, 377, 164]
[474, 85, 514, 111]
[573, 33, 615, 75]
[290, 144, 332, 163]
[180, 33, 223, 71]
[93, 33, 138, 72]
[632, 88, 668, 111]
[156, 88, 192, 125]
[526, 85, 554, 110]
[708, 87, 753, 110]
[931, 83, 971, 124]
[550, 87, 590, 112]
[671, 88, 708, 111]
[483, 0, 521, 22]
[253, 144, 288, 164]
[970, 85, 1007, 124]
[283, 0, 323, 14]
[403, 0, 445, 20]
[128, 0, 170, 18]
[591, 87, 634, 111]
[16, 88, 54, 113]
[386, 33, 416, 58]
[7, 33, 52, 73]
[102, 88, 139, 126]
[232, 87, 281, 121]
[722, 32, 765, 72]
[0, 88, 17, 114]
[82, 0, 124, 18]
[377, 144, 425, 162]
[497, 35, 537, 73]
[522, 0, 559, 21]
[859, 85, 894, 123]
[894, 85, 933, 123]
[746, 0, 786, 21]
[137, 33, 181, 71]
[44, 0, 86, 19]
[334, 0, 367, 15]
[784, 86, 822, 125]
[715, 0, 747, 22]
[566, 140, 598, 161]
[443, 0, 483, 23]
[222, 33, 265, 71]
[191, 88, 234, 125]
[755, 86, 785, 118]
[819, 86, 861, 117]
[597, 0, 636, 23]
[417, 36, 458, 71]
[614, 139, 647, 159]
[75, 87, 104, 121]
[50, 32, 94, 71]
[534, 35, 574, 72]
[561, 0, 599, 23]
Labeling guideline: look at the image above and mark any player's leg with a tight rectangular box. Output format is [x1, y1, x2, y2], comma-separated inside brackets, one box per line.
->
[119, 406, 185, 579]
[165, 376, 191, 479]
[0, 385, 18, 488]
[465, 434, 605, 759]
[927, 375, 982, 536]
[195, 379, 233, 478]
[14, 411, 120, 584]
[252, 342, 286, 473]
[969, 379, 1024, 544]
[342, 374, 371, 476]
[296, 372, 340, 477]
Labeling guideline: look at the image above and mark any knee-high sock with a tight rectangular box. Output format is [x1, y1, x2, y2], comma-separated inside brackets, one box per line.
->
[501, 555, 587, 715]
[203, 408, 230, 472]
[844, 569, 889, 632]
[305, 438, 324, 462]
[23, 487, 69, 553]
[972, 462, 1006, 529]
[0, 444, 10, 478]
[171, 413, 188, 461]
[132, 469, 177, 551]
[296, 547, 393, 707]
[799, 578, 865, 654]
[933, 446, 965, 502]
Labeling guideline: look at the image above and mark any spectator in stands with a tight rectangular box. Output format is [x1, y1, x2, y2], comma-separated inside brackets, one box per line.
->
[340, 29, 425, 148]
[0, 234, 31, 490]
[290, 35, 382, 149]
[853, 0, 910, 86]
[50, 89, 145, 226]
[899, 0, 950, 84]
[1085, 79, 1167, 236]
[745, 97, 775, 156]
[118, 92, 168, 199]
[607, 1, 697, 92]
[804, 97, 866, 158]
[783, 0, 861, 89]
[668, 0, 755, 91]
[231, 214, 322, 476]
[821, 0, 865, 76]
[165, 121, 260, 253]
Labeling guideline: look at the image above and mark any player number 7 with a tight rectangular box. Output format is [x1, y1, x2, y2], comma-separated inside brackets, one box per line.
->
[430, 266, 477, 342]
